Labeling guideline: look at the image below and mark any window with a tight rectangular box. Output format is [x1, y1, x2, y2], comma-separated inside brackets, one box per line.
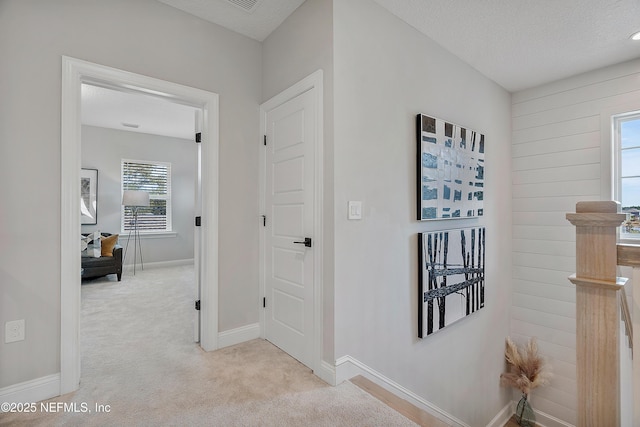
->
[614, 112, 640, 240]
[121, 159, 172, 233]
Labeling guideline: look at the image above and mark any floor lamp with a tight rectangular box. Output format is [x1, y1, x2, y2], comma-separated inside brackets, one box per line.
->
[122, 190, 150, 275]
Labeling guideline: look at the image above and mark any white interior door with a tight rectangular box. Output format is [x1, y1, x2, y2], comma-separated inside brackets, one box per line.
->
[264, 89, 315, 368]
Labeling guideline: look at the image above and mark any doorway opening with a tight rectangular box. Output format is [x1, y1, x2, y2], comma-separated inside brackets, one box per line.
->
[61, 57, 220, 394]
[80, 80, 202, 341]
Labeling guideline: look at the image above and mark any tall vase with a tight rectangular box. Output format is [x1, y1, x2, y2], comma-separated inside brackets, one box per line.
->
[515, 394, 535, 427]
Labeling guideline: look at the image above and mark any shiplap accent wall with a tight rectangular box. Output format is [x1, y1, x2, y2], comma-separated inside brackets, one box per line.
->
[511, 58, 640, 426]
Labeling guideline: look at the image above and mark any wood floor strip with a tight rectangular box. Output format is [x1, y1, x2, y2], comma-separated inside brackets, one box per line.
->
[350, 375, 452, 427]
[351, 375, 522, 427]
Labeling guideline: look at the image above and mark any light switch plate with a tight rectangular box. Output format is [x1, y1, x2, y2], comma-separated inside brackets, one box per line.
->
[5, 319, 25, 343]
[348, 201, 362, 220]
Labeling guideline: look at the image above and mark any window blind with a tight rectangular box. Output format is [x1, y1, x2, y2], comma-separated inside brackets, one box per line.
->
[121, 160, 172, 232]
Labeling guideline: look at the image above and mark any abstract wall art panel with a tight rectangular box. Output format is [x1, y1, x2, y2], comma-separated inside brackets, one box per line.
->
[418, 227, 485, 338]
[416, 114, 485, 220]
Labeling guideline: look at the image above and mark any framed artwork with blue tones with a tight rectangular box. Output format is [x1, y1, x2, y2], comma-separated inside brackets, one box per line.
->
[416, 114, 485, 220]
[418, 227, 486, 338]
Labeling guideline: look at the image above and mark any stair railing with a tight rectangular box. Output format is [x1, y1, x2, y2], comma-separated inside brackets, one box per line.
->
[616, 243, 639, 426]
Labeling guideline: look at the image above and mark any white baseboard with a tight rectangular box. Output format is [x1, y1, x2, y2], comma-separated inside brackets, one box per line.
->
[486, 402, 512, 427]
[217, 323, 260, 349]
[509, 400, 575, 427]
[336, 355, 471, 427]
[0, 374, 60, 404]
[314, 360, 336, 386]
[122, 258, 194, 270]
[534, 408, 575, 427]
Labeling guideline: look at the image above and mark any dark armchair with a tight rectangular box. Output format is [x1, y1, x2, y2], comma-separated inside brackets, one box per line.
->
[81, 233, 122, 281]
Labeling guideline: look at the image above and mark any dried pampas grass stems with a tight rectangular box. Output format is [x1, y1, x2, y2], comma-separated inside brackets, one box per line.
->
[500, 336, 551, 396]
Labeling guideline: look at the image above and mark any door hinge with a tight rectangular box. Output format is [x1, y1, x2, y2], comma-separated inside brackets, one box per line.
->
[195, 216, 201, 226]
[263, 135, 267, 146]
[263, 297, 266, 308]
[261, 215, 266, 227]
[195, 300, 201, 311]
[195, 132, 202, 143]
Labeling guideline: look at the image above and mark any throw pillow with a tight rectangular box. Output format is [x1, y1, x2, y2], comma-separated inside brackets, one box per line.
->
[80, 234, 89, 252]
[101, 234, 119, 257]
[91, 231, 102, 257]
[81, 231, 102, 258]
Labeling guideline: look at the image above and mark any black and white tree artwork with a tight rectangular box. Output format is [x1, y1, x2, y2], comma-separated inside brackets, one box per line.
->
[418, 227, 485, 338]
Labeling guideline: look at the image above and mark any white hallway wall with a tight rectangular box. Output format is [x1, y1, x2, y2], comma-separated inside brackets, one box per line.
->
[333, 0, 513, 425]
[511, 57, 640, 426]
[0, 0, 261, 388]
[81, 125, 196, 265]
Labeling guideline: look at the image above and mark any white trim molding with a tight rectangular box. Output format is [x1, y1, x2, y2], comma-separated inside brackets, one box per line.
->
[485, 403, 512, 427]
[533, 410, 575, 427]
[335, 355, 470, 427]
[599, 102, 640, 201]
[507, 400, 575, 427]
[61, 56, 220, 395]
[0, 374, 60, 404]
[218, 323, 261, 349]
[121, 258, 194, 269]
[259, 70, 324, 378]
[533, 408, 576, 427]
[314, 360, 336, 386]
[119, 231, 178, 239]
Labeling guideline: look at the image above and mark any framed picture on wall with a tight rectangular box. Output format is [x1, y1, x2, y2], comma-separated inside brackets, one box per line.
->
[416, 114, 485, 220]
[418, 227, 486, 338]
[81, 168, 98, 225]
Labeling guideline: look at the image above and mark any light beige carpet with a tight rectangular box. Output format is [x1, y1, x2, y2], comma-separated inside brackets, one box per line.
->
[1, 266, 417, 427]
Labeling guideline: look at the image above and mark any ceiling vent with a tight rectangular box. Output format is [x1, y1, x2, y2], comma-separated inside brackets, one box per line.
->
[225, 0, 261, 13]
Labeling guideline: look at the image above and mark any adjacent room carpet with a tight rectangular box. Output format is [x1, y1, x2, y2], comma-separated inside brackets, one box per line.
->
[1, 265, 417, 427]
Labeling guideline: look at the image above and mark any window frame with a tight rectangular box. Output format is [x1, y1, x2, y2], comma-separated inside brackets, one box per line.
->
[612, 110, 640, 242]
[121, 158, 173, 234]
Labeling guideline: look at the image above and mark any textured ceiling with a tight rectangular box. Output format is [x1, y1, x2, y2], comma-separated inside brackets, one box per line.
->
[372, 0, 640, 92]
[157, 0, 306, 41]
[88, 0, 640, 138]
[157, 0, 640, 92]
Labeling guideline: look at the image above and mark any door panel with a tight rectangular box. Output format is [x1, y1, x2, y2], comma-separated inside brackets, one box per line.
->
[273, 157, 305, 193]
[273, 248, 304, 284]
[273, 289, 305, 333]
[273, 205, 304, 237]
[273, 110, 304, 152]
[264, 89, 315, 367]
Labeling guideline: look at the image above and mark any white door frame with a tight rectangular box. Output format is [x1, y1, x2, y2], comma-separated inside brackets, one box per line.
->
[259, 70, 325, 379]
[60, 56, 219, 394]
